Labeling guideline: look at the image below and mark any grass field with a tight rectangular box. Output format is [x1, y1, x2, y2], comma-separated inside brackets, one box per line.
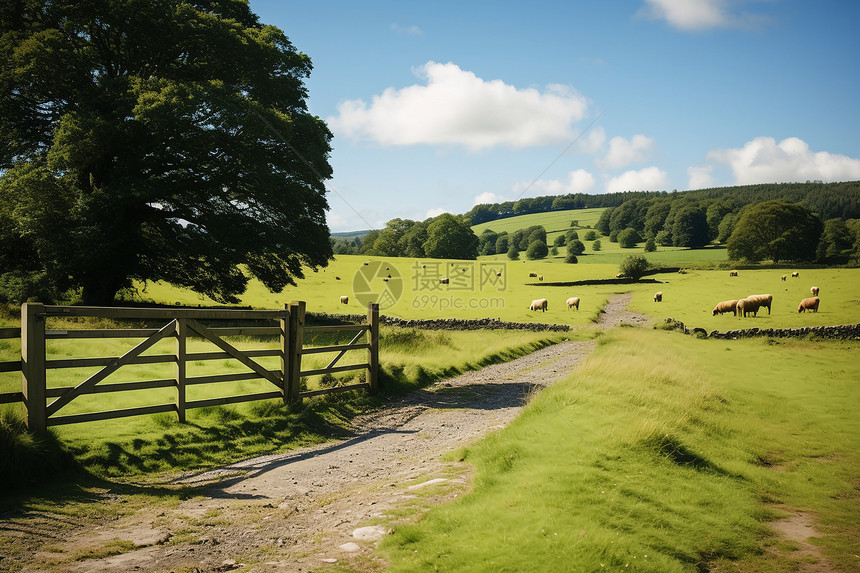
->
[379, 327, 860, 572]
[471, 207, 606, 244]
[0, 324, 569, 479]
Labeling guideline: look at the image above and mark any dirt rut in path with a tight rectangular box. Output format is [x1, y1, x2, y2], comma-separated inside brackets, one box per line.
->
[16, 294, 647, 573]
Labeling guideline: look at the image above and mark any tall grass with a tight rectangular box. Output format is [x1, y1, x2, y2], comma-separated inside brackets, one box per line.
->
[380, 328, 860, 572]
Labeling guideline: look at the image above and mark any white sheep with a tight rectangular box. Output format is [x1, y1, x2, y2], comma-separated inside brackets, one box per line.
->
[529, 298, 548, 312]
[654, 292, 662, 302]
[810, 286, 819, 296]
[712, 299, 739, 316]
[798, 297, 820, 313]
[340, 295, 349, 304]
[566, 296, 580, 310]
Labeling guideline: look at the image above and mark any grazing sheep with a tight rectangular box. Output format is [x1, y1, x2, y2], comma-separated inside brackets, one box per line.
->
[529, 298, 548, 312]
[737, 297, 763, 317]
[538, 275, 544, 281]
[340, 295, 349, 304]
[729, 271, 738, 277]
[781, 275, 786, 281]
[810, 286, 819, 296]
[746, 294, 773, 315]
[496, 272, 502, 277]
[712, 299, 739, 316]
[616, 273, 624, 279]
[566, 296, 580, 310]
[654, 291, 662, 302]
[798, 297, 820, 313]
[335, 276, 341, 280]
[529, 272, 538, 278]
[440, 278, 449, 285]
[791, 272, 799, 278]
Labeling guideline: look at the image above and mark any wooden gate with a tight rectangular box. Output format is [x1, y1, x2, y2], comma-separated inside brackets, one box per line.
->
[1, 301, 378, 432]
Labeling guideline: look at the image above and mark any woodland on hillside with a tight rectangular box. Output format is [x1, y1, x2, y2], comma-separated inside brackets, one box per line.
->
[334, 182, 860, 266]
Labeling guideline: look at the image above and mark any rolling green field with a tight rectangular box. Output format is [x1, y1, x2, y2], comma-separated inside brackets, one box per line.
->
[118, 256, 860, 330]
[471, 207, 606, 244]
[379, 327, 860, 572]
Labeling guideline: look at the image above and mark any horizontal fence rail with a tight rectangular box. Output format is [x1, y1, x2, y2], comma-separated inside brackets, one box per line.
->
[2, 301, 379, 431]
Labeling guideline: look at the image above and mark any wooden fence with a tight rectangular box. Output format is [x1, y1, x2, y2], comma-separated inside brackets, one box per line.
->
[0, 301, 379, 432]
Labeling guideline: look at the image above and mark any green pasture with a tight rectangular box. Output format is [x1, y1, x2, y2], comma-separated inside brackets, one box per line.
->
[623, 267, 860, 330]
[380, 327, 860, 572]
[471, 207, 606, 242]
[1, 324, 567, 477]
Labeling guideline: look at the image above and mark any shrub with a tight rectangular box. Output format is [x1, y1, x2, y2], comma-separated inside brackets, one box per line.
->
[618, 228, 641, 248]
[619, 254, 650, 280]
[526, 240, 549, 260]
[565, 253, 578, 264]
[584, 230, 598, 241]
[644, 237, 657, 252]
[567, 239, 585, 255]
[591, 240, 601, 251]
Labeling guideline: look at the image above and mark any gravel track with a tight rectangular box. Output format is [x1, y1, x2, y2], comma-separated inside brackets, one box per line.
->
[14, 294, 649, 573]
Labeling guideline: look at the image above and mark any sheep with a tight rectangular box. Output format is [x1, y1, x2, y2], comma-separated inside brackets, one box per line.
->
[712, 299, 739, 316]
[528, 272, 538, 278]
[736, 297, 764, 317]
[496, 272, 502, 277]
[781, 275, 786, 281]
[729, 271, 738, 277]
[810, 286, 819, 296]
[566, 296, 580, 310]
[654, 291, 662, 302]
[743, 294, 773, 315]
[340, 295, 349, 304]
[529, 298, 548, 312]
[798, 297, 820, 313]
[335, 276, 341, 280]
[440, 278, 449, 284]
[791, 272, 799, 278]
[538, 275, 544, 281]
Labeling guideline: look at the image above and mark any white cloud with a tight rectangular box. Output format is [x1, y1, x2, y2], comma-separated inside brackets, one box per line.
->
[707, 137, 860, 184]
[687, 165, 716, 189]
[328, 61, 589, 150]
[575, 126, 607, 155]
[474, 192, 506, 206]
[597, 134, 655, 169]
[511, 169, 596, 196]
[640, 0, 766, 31]
[391, 23, 422, 36]
[425, 207, 449, 218]
[606, 167, 668, 193]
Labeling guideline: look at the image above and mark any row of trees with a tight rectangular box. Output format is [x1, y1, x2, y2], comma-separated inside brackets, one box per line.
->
[465, 181, 860, 227]
[595, 189, 860, 264]
[332, 214, 479, 260]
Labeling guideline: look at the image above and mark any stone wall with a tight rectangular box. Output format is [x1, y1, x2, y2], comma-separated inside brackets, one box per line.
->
[307, 312, 571, 332]
[662, 318, 860, 340]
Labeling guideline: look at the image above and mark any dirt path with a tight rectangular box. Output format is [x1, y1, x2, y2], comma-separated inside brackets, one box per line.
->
[15, 295, 648, 573]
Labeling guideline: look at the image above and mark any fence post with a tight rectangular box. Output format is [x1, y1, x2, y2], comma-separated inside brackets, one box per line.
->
[288, 301, 305, 404]
[280, 306, 290, 404]
[21, 302, 47, 432]
[175, 318, 187, 423]
[367, 302, 379, 393]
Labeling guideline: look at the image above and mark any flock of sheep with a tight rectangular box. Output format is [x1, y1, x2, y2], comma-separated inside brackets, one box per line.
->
[711, 271, 821, 317]
[527, 296, 580, 312]
[524, 270, 822, 318]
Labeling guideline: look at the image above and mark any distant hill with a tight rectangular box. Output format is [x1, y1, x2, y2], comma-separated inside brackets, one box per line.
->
[331, 230, 371, 239]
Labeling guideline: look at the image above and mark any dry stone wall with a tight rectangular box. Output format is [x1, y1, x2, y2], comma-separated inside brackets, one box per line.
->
[663, 318, 860, 340]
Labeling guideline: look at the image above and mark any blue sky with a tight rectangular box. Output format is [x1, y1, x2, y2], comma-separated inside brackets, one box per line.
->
[247, 0, 860, 232]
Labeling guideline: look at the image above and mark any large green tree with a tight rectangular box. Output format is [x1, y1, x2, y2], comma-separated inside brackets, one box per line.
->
[727, 201, 823, 264]
[424, 214, 479, 260]
[0, 0, 333, 305]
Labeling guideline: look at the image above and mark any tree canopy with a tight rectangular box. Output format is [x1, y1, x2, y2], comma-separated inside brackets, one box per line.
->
[0, 0, 333, 305]
[727, 201, 822, 264]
